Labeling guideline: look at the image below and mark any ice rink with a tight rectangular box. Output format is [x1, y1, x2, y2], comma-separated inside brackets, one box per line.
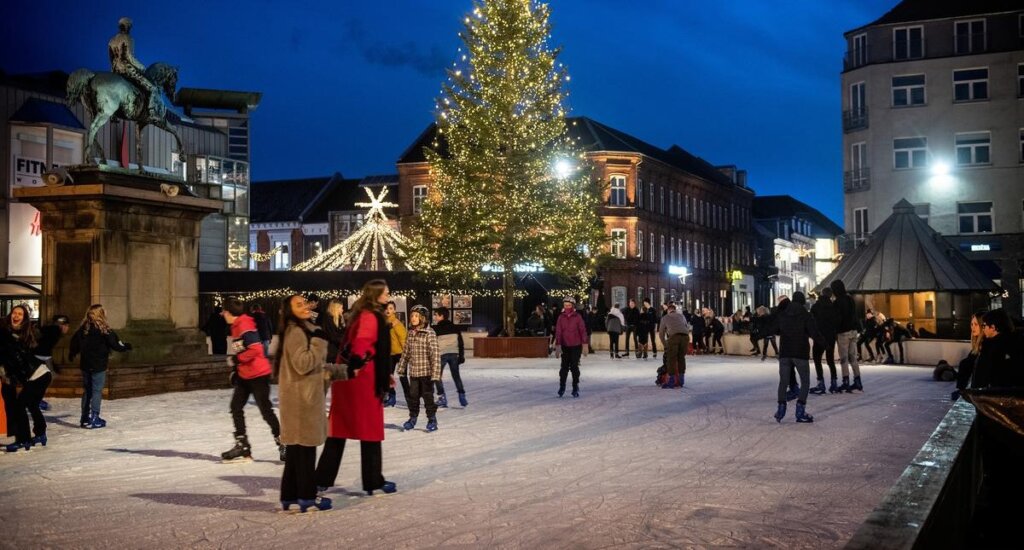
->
[1, 354, 955, 548]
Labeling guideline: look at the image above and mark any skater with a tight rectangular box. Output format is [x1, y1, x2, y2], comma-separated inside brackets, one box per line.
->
[555, 297, 587, 397]
[754, 306, 777, 360]
[1, 305, 45, 452]
[810, 288, 840, 394]
[831, 279, 863, 392]
[321, 299, 347, 368]
[648, 301, 659, 358]
[385, 301, 407, 408]
[606, 304, 624, 359]
[882, 317, 911, 364]
[201, 306, 229, 355]
[658, 304, 691, 388]
[249, 305, 274, 358]
[276, 294, 355, 513]
[68, 304, 131, 429]
[857, 311, 877, 362]
[636, 299, 656, 359]
[690, 310, 706, 354]
[873, 313, 890, 361]
[622, 299, 640, 358]
[28, 314, 69, 427]
[219, 298, 284, 463]
[432, 307, 467, 408]
[773, 292, 817, 423]
[396, 305, 440, 432]
[314, 280, 397, 498]
[706, 310, 725, 354]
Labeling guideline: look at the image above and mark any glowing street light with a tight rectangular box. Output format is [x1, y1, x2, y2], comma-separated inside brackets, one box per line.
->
[931, 161, 950, 177]
[929, 159, 953, 189]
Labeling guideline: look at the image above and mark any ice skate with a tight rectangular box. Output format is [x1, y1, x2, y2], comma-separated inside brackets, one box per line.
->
[275, 435, 286, 462]
[677, 373, 685, 387]
[30, 434, 47, 447]
[88, 413, 107, 429]
[795, 403, 814, 423]
[458, 392, 468, 407]
[571, 387, 580, 398]
[402, 417, 417, 431]
[828, 379, 839, 394]
[4, 441, 31, 453]
[850, 376, 864, 392]
[384, 392, 397, 407]
[366, 480, 397, 496]
[221, 435, 253, 463]
[436, 394, 448, 408]
[297, 496, 333, 512]
[557, 387, 565, 398]
[774, 402, 786, 423]
[809, 380, 827, 395]
[426, 417, 438, 432]
[661, 375, 676, 389]
[785, 386, 800, 401]
[839, 376, 851, 393]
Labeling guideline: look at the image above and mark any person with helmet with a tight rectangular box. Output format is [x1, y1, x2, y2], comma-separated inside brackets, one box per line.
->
[554, 296, 588, 398]
[396, 305, 441, 432]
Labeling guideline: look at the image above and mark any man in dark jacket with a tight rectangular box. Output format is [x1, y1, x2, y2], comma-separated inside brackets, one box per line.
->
[249, 305, 274, 358]
[622, 299, 641, 358]
[810, 289, 840, 394]
[830, 279, 863, 392]
[202, 307, 229, 355]
[774, 292, 817, 423]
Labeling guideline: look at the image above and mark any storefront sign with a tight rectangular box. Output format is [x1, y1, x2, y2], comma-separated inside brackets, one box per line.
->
[7, 203, 42, 278]
[13, 155, 48, 188]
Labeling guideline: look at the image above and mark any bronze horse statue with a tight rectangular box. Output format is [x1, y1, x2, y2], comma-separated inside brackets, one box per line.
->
[66, 62, 184, 168]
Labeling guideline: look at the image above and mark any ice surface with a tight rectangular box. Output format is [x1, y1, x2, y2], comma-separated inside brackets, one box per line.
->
[1, 355, 954, 548]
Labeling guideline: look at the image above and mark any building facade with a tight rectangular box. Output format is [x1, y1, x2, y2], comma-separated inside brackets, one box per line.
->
[397, 117, 757, 316]
[841, 0, 1024, 316]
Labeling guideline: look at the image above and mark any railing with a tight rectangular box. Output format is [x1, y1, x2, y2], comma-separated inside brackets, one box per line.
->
[843, 107, 869, 132]
[844, 168, 871, 193]
[843, 45, 870, 70]
[837, 232, 871, 255]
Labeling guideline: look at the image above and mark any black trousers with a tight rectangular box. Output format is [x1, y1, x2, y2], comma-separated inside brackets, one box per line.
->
[813, 338, 838, 380]
[623, 325, 636, 354]
[229, 375, 280, 438]
[314, 438, 385, 492]
[857, 333, 874, 358]
[608, 331, 620, 355]
[650, 329, 658, 354]
[559, 345, 582, 390]
[749, 332, 760, 352]
[281, 444, 317, 502]
[407, 376, 437, 418]
[760, 335, 777, 357]
[13, 372, 52, 441]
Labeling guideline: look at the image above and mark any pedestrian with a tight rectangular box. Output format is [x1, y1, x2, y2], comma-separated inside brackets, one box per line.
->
[526, 305, 547, 336]
[201, 306, 229, 355]
[306, 294, 322, 327]
[951, 310, 986, 401]
[30, 314, 70, 414]
[810, 288, 840, 394]
[970, 309, 1024, 388]
[1, 305, 46, 452]
[707, 309, 725, 354]
[249, 304, 274, 358]
[658, 304, 691, 388]
[773, 292, 817, 423]
[432, 307, 467, 408]
[648, 301, 659, 359]
[384, 300, 407, 408]
[606, 303, 625, 359]
[831, 279, 863, 393]
[754, 306, 776, 360]
[622, 299, 640, 359]
[397, 305, 440, 432]
[219, 298, 284, 463]
[68, 304, 131, 429]
[314, 280, 397, 498]
[585, 305, 599, 355]
[276, 294, 354, 513]
[748, 307, 761, 355]
[554, 297, 588, 397]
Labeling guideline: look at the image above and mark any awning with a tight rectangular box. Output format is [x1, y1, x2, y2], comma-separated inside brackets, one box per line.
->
[0, 279, 42, 297]
[9, 97, 85, 129]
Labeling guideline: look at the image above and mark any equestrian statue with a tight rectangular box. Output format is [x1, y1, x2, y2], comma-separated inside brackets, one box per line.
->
[66, 17, 184, 169]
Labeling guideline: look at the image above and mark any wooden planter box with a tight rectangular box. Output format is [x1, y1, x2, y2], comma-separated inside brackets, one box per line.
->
[473, 336, 550, 358]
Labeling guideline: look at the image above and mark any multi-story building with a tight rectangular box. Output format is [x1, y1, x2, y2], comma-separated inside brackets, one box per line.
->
[841, 0, 1024, 316]
[752, 195, 843, 307]
[397, 116, 757, 315]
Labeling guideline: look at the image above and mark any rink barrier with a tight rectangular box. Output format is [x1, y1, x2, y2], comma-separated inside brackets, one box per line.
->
[845, 400, 979, 549]
[47, 356, 232, 399]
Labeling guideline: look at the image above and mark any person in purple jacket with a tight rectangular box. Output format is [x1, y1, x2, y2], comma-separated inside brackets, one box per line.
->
[554, 296, 588, 398]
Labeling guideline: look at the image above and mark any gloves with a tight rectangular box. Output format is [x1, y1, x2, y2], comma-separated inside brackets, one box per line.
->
[950, 390, 960, 402]
[230, 340, 245, 354]
[458, 355, 465, 365]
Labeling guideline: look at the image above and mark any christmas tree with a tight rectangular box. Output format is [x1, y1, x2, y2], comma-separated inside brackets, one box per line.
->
[405, 0, 606, 336]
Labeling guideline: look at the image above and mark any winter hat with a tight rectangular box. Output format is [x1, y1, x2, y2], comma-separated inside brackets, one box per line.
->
[562, 296, 576, 305]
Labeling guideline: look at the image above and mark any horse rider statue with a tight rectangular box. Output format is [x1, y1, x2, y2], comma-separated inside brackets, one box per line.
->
[108, 17, 160, 120]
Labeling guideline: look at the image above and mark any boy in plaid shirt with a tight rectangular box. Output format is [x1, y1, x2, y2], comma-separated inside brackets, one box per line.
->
[397, 305, 441, 432]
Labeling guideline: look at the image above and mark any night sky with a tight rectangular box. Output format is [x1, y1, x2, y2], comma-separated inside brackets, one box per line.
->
[2, 0, 899, 225]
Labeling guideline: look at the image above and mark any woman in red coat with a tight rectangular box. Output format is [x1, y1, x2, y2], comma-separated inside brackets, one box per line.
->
[314, 279, 397, 496]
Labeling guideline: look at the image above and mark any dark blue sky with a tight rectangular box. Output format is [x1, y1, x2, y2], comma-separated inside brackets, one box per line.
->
[2, 0, 898, 225]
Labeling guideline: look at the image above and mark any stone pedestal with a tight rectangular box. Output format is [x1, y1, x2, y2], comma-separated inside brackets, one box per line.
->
[14, 166, 222, 368]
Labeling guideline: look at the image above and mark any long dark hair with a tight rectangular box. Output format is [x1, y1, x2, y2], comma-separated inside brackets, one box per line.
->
[2, 305, 37, 349]
[345, 279, 388, 325]
[273, 294, 307, 378]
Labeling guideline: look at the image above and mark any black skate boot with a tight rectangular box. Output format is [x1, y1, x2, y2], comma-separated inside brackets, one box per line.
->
[221, 435, 252, 463]
[850, 376, 864, 392]
[809, 379, 827, 395]
[795, 402, 814, 423]
[275, 435, 286, 462]
[828, 378, 839, 394]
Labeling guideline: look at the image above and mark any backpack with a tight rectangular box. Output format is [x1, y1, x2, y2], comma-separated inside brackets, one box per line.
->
[606, 314, 622, 333]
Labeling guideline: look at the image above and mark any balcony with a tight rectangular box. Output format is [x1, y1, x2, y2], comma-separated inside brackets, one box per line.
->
[843, 46, 870, 70]
[844, 168, 871, 193]
[837, 233, 872, 255]
[842, 107, 868, 133]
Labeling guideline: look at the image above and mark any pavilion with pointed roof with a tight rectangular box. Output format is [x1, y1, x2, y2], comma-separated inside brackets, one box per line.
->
[817, 199, 997, 338]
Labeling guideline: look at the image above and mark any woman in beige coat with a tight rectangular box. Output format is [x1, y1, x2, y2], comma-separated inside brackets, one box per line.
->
[275, 293, 352, 513]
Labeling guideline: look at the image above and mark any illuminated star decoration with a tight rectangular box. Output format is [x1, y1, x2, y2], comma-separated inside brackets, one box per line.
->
[291, 187, 409, 272]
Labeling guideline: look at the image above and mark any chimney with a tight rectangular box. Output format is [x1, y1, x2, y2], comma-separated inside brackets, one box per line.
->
[736, 170, 747, 188]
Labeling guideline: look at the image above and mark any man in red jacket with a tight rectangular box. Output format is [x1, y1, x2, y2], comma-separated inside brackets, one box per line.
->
[220, 298, 284, 463]
[555, 296, 588, 398]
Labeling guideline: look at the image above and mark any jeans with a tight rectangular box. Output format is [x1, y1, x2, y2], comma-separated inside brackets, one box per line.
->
[778, 357, 810, 404]
[760, 336, 778, 358]
[836, 330, 861, 378]
[229, 375, 280, 438]
[608, 331, 620, 355]
[81, 369, 107, 419]
[558, 345, 582, 391]
[623, 325, 636, 354]
[436, 353, 465, 395]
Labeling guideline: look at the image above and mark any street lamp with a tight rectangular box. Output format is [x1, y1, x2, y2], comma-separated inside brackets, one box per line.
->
[553, 158, 575, 179]
[929, 159, 953, 189]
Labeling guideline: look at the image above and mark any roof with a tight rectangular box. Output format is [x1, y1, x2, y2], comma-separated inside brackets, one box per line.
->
[9, 97, 84, 129]
[303, 177, 379, 224]
[752, 195, 843, 237]
[855, 0, 1022, 30]
[250, 173, 343, 224]
[359, 174, 400, 187]
[815, 199, 998, 293]
[173, 87, 262, 112]
[397, 116, 739, 188]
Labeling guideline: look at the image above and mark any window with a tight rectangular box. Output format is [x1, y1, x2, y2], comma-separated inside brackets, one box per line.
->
[893, 26, 923, 60]
[955, 132, 991, 166]
[659, 187, 665, 214]
[637, 179, 644, 209]
[413, 185, 427, 215]
[954, 19, 985, 55]
[273, 240, 290, 270]
[685, 240, 690, 265]
[1018, 64, 1023, 97]
[893, 137, 928, 169]
[958, 202, 993, 234]
[637, 229, 643, 260]
[892, 74, 925, 106]
[660, 235, 665, 264]
[649, 232, 655, 264]
[609, 175, 626, 206]
[852, 33, 867, 67]
[670, 237, 676, 263]
[854, 208, 869, 239]
[953, 68, 988, 102]
[649, 183, 655, 212]
[610, 229, 627, 258]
